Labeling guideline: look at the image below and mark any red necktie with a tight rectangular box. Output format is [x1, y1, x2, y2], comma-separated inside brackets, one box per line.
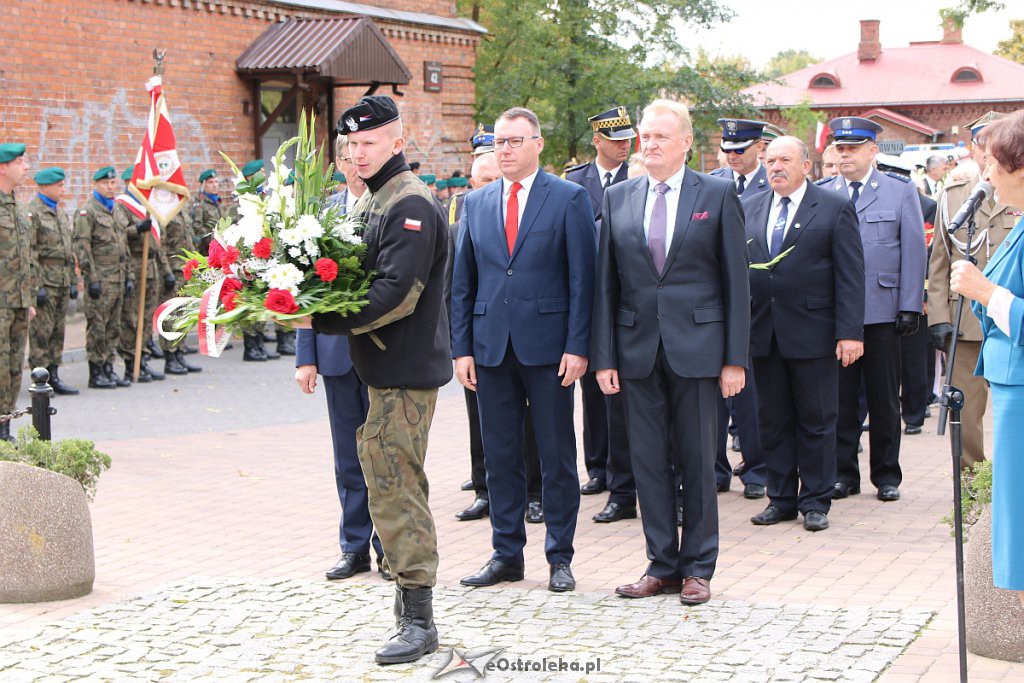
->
[505, 181, 522, 255]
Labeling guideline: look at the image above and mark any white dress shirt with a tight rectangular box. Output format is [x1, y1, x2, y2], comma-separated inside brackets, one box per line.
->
[765, 179, 808, 248]
[845, 169, 873, 199]
[735, 163, 762, 192]
[987, 287, 1015, 336]
[595, 161, 624, 186]
[501, 168, 540, 226]
[642, 165, 688, 250]
[346, 188, 363, 215]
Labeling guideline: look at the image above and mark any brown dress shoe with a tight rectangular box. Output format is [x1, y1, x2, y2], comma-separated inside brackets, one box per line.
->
[615, 575, 681, 598]
[680, 576, 711, 605]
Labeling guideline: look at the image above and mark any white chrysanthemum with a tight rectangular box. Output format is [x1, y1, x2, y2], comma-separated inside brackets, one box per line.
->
[296, 214, 323, 240]
[303, 239, 320, 258]
[262, 262, 304, 295]
[332, 219, 362, 245]
[279, 226, 303, 246]
[298, 255, 310, 266]
[288, 246, 302, 259]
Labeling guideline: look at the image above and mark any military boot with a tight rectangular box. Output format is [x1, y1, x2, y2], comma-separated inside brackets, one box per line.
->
[375, 587, 439, 665]
[142, 354, 165, 381]
[145, 338, 164, 359]
[88, 361, 117, 389]
[243, 334, 268, 362]
[164, 350, 188, 375]
[181, 341, 199, 355]
[0, 420, 13, 443]
[125, 355, 153, 383]
[176, 350, 202, 373]
[104, 362, 131, 387]
[258, 332, 280, 360]
[47, 365, 80, 395]
[277, 330, 296, 356]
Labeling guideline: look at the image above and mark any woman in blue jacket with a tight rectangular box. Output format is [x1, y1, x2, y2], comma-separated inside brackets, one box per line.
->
[951, 109, 1024, 606]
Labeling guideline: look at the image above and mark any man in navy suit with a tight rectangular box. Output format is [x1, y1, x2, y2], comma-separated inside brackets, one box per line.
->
[592, 99, 750, 605]
[564, 106, 637, 523]
[452, 107, 597, 593]
[744, 136, 865, 533]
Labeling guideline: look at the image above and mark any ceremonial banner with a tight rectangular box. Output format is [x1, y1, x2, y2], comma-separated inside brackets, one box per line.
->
[815, 121, 830, 153]
[126, 75, 191, 244]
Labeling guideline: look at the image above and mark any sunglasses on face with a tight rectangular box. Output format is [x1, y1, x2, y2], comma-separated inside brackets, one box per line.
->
[721, 147, 748, 155]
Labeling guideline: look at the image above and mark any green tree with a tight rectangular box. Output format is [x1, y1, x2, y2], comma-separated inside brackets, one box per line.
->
[995, 18, 1024, 63]
[766, 50, 820, 78]
[459, 0, 764, 164]
[939, 0, 1004, 28]
[780, 99, 823, 146]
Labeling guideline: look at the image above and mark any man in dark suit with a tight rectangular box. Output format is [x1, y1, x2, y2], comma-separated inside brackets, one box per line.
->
[452, 107, 596, 593]
[592, 99, 750, 605]
[824, 117, 926, 503]
[744, 136, 865, 532]
[564, 106, 637, 522]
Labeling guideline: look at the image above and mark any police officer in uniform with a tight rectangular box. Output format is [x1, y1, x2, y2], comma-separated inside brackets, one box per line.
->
[823, 117, 926, 501]
[75, 166, 133, 389]
[564, 106, 638, 521]
[0, 143, 33, 442]
[27, 167, 79, 395]
[305, 96, 451, 665]
[928, 111, 1017, 467]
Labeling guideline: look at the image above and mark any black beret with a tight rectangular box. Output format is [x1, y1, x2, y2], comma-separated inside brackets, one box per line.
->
[338, 96, 400, 134]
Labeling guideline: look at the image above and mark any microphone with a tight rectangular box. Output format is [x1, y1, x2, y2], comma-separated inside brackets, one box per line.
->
[947, 181, 993, 233]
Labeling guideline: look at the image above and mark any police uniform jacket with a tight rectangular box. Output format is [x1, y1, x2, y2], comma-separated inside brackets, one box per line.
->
[710, 164, 770, 198]
[564, 161, 628, 223]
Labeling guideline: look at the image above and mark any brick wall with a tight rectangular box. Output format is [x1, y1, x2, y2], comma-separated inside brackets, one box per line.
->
[0, 0, 479, 207]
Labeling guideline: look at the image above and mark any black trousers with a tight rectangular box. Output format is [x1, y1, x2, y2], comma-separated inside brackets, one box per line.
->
[753, 341, 837, 514]
[464, 387, 541, 502]
[837, 323, 902, 489]
[580, 373, 635, 504]
[715, 358, 765, 487]
[900, 312, 931, 427]
[622, 344, 719, 580]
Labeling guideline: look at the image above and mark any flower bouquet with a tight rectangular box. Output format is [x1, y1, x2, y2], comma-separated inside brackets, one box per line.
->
[154, 112, 372, 355]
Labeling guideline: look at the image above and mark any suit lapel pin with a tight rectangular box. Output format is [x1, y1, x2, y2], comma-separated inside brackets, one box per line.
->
[794, 223, 801, 230]
[870, 180, 878, 190]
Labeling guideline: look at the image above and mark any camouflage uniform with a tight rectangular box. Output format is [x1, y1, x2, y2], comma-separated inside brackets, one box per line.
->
[928, 169, 1020, 466]
[74, 194, 128, 365]
[191, 192, 228, 256]
[0, 189, 33, 416]
[159, 212, 194, 352]
[26, 195, 75, 368]
[114, 202, 172, 362]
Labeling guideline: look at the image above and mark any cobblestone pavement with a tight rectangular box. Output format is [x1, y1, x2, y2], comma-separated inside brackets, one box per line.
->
[0, 578, 934, 682]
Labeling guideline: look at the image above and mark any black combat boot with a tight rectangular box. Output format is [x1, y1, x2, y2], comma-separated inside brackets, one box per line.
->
[0, 420, 13, 443]
[164, 350, 188, 375]
[258, 332, 280, 360]
[104, 361, 131, 387]
[181, 341, 199, 355]
[176, 350, 202, 373]
[277, 330, 296, 356]
[142, 354, 165, 381]
[243, 334, 268, 361]
[46, 365, 80, 395]
[374, 587, 439, 665]
[124, 355, 153, 383]
[88, 361, 117, 389]
[145, 338, 164, 359]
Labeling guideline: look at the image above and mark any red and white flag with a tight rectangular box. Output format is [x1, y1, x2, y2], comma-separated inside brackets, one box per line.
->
[815, 121, 830, 153]
[124, 75, 191, 246]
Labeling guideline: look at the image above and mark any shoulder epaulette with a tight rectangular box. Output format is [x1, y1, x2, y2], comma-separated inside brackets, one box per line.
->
[814, 177, 836, 187]
[448, 196, 458, 225]
[562, 162, 589, 177]
[883, 171, 911, 184]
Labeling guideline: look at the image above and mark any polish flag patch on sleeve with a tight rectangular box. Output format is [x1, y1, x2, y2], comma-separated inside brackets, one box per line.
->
[403, 218, 422, 232]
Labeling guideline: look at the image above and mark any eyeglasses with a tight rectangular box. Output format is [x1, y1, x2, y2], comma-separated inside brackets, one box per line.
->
[721, 147, 747, 155]
[494, 136, 541, 149]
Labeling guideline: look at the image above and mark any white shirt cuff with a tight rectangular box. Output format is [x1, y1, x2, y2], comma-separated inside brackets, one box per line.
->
[987, 286, 1015, 337]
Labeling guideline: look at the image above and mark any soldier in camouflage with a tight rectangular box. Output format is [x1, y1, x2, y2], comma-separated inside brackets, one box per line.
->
[160, 172, 203, 374]
[74, 166, 132, 390]
[0, 143, 34, 442]
[27, 167, 79, 395]
[304, 96, 451, 666]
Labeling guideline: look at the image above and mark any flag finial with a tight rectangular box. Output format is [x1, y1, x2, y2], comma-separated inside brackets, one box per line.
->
[152, 48, 167, 76]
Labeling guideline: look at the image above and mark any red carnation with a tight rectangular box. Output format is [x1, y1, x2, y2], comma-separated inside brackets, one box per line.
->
[207, 240, 225, 269]
[219, 278, 244, 311]
[265, 288, 299, 314]
[224, 246, 240, 265]
[252, 237, 273, 259]
[314, 257, 339, 283]
[183, 258, 200, 280]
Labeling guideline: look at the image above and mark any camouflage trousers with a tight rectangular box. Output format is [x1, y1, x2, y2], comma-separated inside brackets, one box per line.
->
[0, 307, 28, 414]
[120, 264, 161, 358]
[28, 286, 68, 368]
[159, 272, 187, 352]
[356, 386, 439, 588]
[84, 280, 123, 364]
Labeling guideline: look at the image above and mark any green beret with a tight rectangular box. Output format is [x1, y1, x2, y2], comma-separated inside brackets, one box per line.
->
[449, 176, 469, 188]
[121, 167, 134, 181]
[332, 171, 346, 183]
[283, 171, 295, 187]
[435, 179, 448, 190]
[0, 143, 26, 164]
[93, 166, 117, 182]
[34, 167, 65, 185]
[199, 169, 217, 183]
[419, 174, 436, 186]
[241, 160, 264, 179]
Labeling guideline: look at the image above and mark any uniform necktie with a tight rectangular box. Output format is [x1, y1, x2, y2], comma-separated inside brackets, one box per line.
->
[603, 171, 613, 189]
[648, 182, 670, 273]
[505, 181, 522, 255]
[737, 174, 746, 195]
[769, 197, 791, 257]
[850, 181, 862, 205]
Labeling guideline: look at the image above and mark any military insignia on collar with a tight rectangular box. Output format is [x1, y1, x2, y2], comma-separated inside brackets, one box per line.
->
[345, 116, 357, 132]
[833, 181, 842, 191]
[842, 118, 852, 129]
[870, 180, 878, 189]
[758, 178, 765, 186]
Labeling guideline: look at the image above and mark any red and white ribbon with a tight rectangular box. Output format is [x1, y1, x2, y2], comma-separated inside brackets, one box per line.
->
[151, 279, 232, 358]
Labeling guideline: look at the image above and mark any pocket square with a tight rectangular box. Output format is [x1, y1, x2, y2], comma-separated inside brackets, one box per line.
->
[691, 211, 709, 221]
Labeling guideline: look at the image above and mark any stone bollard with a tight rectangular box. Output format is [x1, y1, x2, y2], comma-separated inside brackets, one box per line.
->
[965, 506, 1024, 661]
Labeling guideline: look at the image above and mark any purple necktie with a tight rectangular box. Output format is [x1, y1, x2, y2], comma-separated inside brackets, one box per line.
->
[648, 182, 669, 273]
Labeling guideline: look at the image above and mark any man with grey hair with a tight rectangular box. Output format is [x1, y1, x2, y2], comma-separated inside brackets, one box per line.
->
[745, 136, 864, 532]
[921, 154, 947, 197]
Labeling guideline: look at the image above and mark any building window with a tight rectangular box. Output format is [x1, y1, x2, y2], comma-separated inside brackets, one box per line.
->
[951, 67, 982, 83]
[809, 73, 839, 88]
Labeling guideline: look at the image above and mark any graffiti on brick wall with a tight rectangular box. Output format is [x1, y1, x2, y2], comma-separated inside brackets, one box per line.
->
[37, 88, 210, 202]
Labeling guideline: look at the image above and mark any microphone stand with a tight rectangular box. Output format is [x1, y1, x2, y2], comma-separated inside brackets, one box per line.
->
[937, 210, 978, 683]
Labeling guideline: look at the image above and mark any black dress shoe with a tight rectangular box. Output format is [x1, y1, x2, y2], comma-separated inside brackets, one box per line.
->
[832, 482, 860, 499]
[592, 501, 637, 523]
[732, 460, 746, 476]
[460, 559, 524, 587]
[750, 505, 798, 526]
[460, 479, 474, 491]
[455, 496, 489, 521]
[730, 434, 741, 452]
[877, 484, 900, 501]
[904, 424, 923, 435]
[326, 552, 371, 580]
[525, 501, 544, 523]
[803, 510, 829, 531]
[716, 481, 730, 493]
[548, 563, 575, 592]
[743, 483, 766, 499]
[377, 556, 395, 581]
[580, 477, 606, 495]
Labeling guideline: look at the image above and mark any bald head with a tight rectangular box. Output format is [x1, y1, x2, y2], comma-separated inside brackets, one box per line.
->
[470, 152, 500, 189]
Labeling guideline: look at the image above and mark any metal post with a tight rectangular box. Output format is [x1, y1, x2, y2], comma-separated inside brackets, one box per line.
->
[28, 367, 55, 441]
